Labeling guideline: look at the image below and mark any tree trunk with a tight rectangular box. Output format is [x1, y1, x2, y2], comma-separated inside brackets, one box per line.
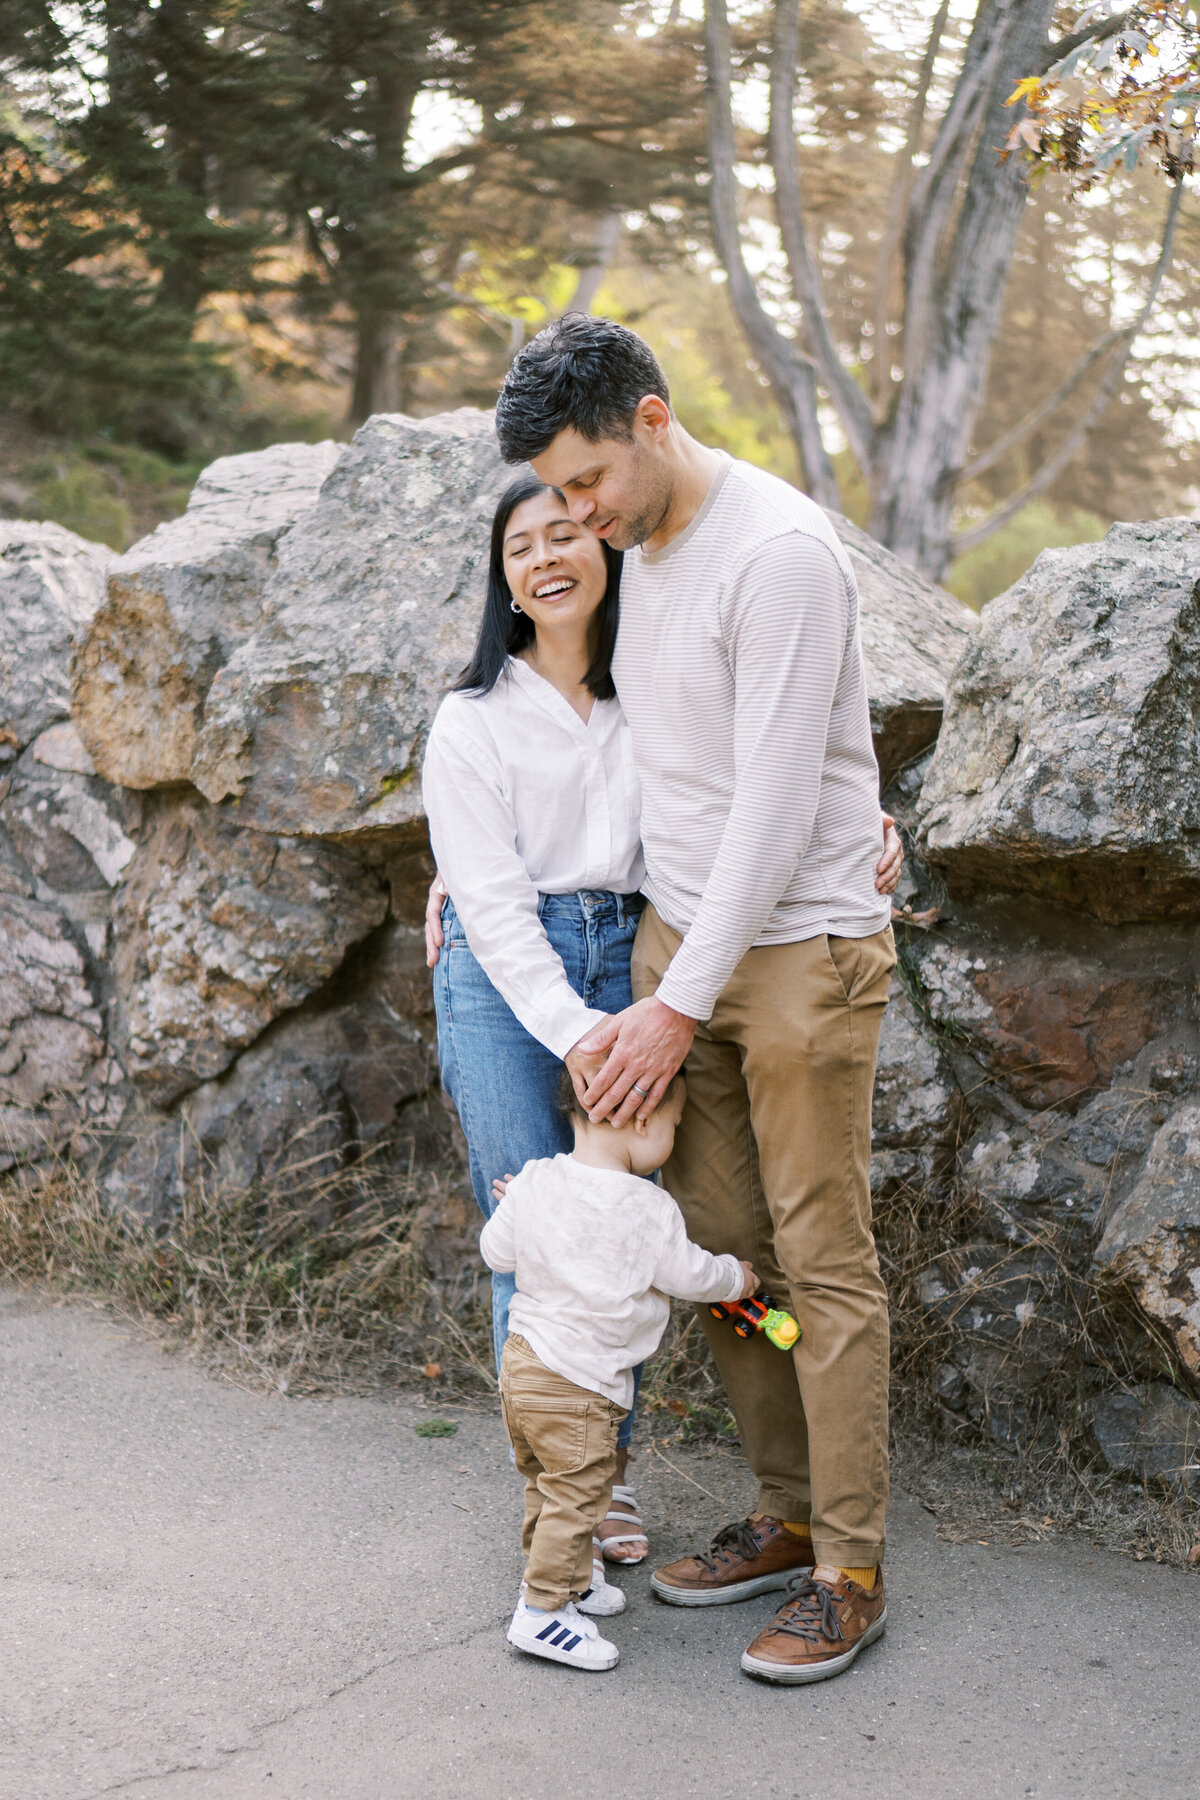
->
[349, 312, 403, 424]
[866, 0, 1059, 578]
[565, 213, 621, 314]
[705, 0, 839, 504]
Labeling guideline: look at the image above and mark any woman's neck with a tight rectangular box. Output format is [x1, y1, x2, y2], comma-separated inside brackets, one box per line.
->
[520, 625, 595, 723]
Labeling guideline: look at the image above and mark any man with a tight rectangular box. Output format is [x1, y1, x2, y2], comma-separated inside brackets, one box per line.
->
[490, 313, 897, 1683]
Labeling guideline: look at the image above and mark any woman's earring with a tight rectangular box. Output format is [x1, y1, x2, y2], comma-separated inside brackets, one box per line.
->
[510, 599, 522, 614]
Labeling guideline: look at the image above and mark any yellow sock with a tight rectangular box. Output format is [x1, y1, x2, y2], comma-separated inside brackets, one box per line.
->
[783, 1519, 813, 1541]
[838, 1565, 878, 1589]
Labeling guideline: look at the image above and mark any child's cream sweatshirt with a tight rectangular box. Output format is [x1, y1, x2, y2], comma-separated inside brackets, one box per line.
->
[480, 1152, 744, 1410]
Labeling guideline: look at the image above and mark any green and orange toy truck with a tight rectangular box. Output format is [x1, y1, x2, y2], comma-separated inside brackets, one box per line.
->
[708, 1293, 800, 1351]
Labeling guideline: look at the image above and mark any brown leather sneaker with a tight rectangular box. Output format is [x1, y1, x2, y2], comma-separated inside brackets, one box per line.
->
[740, 1568, 887, 1683]
[650, 1516, 814, 1607]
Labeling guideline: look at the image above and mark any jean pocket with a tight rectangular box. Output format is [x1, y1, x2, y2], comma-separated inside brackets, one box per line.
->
[513, 1397, 588, 1474]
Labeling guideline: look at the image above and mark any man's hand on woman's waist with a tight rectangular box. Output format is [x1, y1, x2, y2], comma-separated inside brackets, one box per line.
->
[567, 997, 696, 1128]
[424, 871, 449, 967]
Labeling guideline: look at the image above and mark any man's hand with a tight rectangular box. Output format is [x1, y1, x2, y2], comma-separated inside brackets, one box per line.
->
[738, 1260, 759, 1300]
[875, 813, 904, 897]
[568, 996, 696, 1128]
[424, 871, 448, 967]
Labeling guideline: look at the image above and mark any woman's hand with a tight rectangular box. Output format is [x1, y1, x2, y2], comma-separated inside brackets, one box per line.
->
[425, 871, 449, 967]
[875, 813, 904, 897]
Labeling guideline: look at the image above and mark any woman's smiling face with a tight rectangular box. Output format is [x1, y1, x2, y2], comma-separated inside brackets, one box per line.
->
[502, 486, 609, 635]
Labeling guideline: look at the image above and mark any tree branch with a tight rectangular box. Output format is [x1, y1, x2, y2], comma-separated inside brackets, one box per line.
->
[868, 0, 950, 413]
[1035, 7, 1131, 75]
[902, 3, 1011, 374]
[768, 0, 874, 467]
[956, 325, 1125, 485]
[952, 176, 1183, 556]
[704, 0, 839, 504]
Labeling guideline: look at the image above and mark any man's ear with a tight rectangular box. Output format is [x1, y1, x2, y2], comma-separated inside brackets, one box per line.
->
[633, 393, 671, 440]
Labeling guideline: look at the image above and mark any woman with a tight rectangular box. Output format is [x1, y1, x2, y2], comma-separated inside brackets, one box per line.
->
[422, 473, 903, 1567]
[423, 472, 653, 1566]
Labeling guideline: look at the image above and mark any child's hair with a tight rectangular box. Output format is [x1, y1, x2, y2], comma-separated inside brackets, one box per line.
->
[557, 1064, 685, 1126]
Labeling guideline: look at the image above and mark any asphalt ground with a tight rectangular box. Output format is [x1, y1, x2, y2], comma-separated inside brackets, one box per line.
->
[3, 1284, 1197, 1800]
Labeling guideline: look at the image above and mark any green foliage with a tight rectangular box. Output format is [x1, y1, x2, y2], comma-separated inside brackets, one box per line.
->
[21, 459, 131, 548]
[16, 443, 203, 549]
[596, 260, 797, 481]
[947, 502, 1108, 613]
[414, 1418, 459, 1438]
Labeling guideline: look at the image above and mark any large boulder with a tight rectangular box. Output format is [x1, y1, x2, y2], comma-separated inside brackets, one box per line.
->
[1093, 1099, 1200, 1377]
[72, 442, 341, 790]
[918, 520, 1200, 921]
[830, 513, 977, 789]
[103, 923, 448, 1220]
[912, 933, 1187, 1113]
[869, 980, 961, 1192]
[111, 794, 388, 1106]
[1089, 1382, 1200, 1494]
[0, 889, 124, 1167]
[0, 726, 142, 896]
[191, 412, 510, 838]
[171, 416, 977, 841]
[0, 523, 113, 762]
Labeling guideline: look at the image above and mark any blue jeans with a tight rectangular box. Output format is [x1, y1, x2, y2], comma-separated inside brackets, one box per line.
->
[434, 890, 644, 1450]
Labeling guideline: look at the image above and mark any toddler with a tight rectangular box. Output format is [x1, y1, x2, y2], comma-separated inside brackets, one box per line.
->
[480, 1067, 756, 1672]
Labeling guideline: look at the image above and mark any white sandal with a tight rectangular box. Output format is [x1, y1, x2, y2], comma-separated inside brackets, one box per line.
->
[594, 1484, 649, 1566]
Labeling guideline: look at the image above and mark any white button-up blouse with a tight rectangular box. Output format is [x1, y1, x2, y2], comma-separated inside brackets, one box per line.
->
[421, 657, 645, 1058]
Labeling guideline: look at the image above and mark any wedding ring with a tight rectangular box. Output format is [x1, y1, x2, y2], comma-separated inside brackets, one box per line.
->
[631, 1082, 650, 1098]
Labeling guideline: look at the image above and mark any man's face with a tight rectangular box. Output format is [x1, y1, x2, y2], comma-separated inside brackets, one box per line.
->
[529, 406, 674, 551]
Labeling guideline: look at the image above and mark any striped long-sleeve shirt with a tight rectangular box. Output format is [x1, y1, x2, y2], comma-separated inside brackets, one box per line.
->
[611, 453, 890, 1023]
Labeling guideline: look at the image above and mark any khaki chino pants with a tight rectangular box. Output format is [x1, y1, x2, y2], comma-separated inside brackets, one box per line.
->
[499, 1334, 628, 1611]
[634, 906, 896, 1568]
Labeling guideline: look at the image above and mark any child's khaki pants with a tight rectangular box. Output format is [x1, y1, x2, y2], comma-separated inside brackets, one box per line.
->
[499, 1333, 627, 1611]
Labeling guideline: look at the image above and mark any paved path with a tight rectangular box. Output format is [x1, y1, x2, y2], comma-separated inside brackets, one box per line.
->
[2, 1286, 1198, 1800]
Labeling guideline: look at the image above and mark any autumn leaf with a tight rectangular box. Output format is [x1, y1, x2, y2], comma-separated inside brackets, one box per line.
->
[1007, 76, 1045, 108]
[423, 1361, 442, 1379]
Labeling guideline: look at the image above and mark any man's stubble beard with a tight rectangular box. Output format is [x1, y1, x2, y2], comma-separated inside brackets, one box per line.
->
[608, 455, 673, 551]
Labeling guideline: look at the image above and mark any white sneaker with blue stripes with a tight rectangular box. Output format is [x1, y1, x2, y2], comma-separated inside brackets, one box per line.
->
[522, 1561, 625, 1618]
[577, 1560, 626, 1617]
[507, 1598, 619, 1670]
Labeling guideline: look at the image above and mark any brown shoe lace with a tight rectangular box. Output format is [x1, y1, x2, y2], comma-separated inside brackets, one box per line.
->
[770, 1574, 845, 1645]
[695, 1517, 764, 1574]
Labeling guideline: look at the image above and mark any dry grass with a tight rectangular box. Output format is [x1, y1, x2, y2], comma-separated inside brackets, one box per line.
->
[0, 1143, 496, 1398]
[874, 1174, 1200, 1568]
[2, 1140, 1197, 1565]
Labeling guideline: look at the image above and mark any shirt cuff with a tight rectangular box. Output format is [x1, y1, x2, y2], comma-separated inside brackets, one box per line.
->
[720, 1256, 746, 1304]
[654, 951, 724, 1025]
[542, 1001, 612, 1062]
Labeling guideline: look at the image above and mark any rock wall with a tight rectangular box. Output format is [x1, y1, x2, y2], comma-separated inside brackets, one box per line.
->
[883, 518, 1200, 1464]
[12, 408, 970, 1221]
[7, 415, 1198, 1478]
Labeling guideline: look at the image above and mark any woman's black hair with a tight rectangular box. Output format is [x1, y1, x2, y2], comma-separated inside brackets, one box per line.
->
[452, 472, 622, 701]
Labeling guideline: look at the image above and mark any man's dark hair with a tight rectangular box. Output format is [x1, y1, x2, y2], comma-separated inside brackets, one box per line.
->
[495, 314, 671, 464]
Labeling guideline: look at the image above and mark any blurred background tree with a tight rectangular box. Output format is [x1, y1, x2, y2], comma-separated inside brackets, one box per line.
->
[0, 0, 1196, 608]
